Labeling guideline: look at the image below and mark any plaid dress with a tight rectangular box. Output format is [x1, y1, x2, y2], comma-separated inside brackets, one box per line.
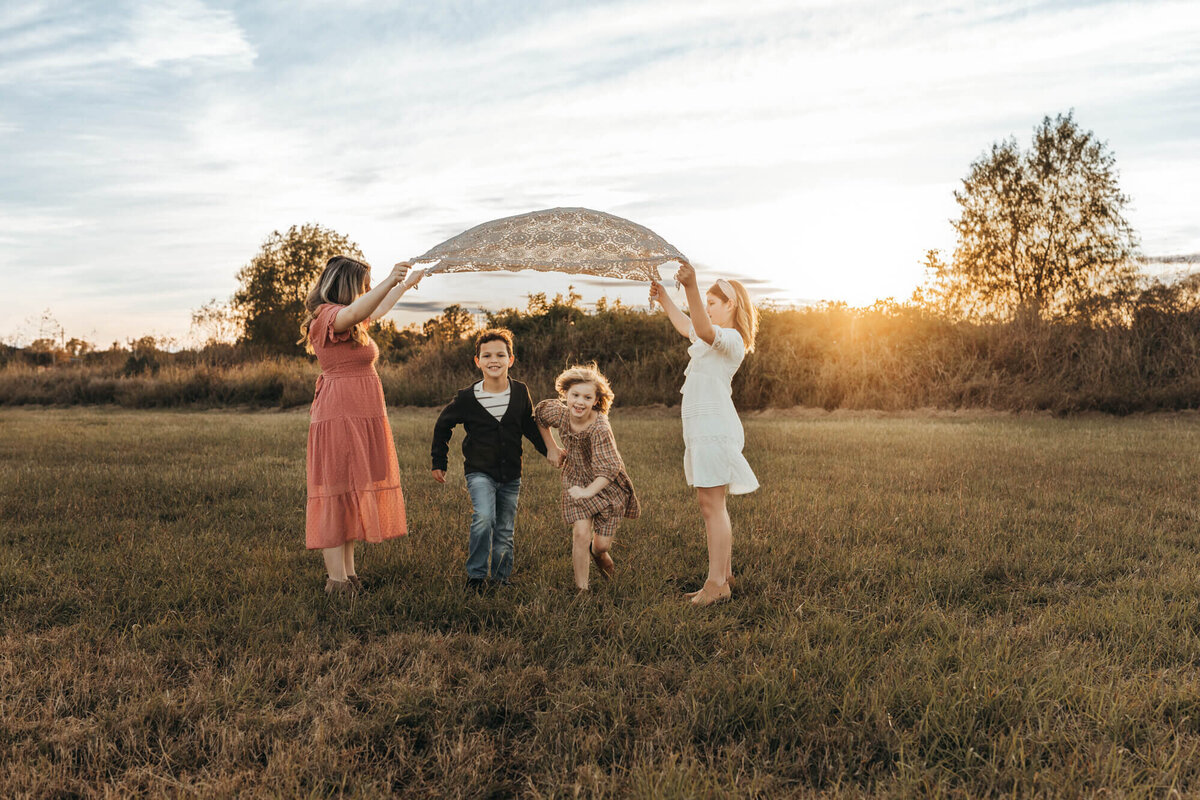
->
[535, 399, 640, 537]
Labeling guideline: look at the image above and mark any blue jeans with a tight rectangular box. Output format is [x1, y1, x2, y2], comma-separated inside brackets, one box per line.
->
[464, 473, 521, 581]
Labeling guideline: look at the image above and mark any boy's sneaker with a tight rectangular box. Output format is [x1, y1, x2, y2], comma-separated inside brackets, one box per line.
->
[491, 577, 511, 589]
[465, 577, 487, 593]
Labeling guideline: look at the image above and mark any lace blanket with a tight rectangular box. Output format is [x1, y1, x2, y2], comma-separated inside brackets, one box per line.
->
[410, 207, 687, 282]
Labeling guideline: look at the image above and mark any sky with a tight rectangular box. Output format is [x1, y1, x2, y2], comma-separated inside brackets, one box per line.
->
[2, 0, 1199, 347]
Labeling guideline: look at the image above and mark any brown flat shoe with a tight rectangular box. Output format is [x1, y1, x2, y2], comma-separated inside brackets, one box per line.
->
[347, 575, 363, 591]
[590, 543, 615, 581]
[690, 579, 731, 607]
[686, 574, 735, 598]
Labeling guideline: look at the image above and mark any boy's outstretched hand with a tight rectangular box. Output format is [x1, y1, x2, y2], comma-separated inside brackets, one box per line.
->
[431, 469, 446, 483]
[546, 447, 566, 468]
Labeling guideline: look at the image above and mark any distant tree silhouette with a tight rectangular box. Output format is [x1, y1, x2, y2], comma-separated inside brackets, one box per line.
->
[190, 298, 240, 346]
[232, 224, 363, 353]
[64, 338, 93, 358]
[929, 112, 1139, 320]
[422, 305, 476, 342]
[123, 335, 164, 375]
[369, 319, 423, 362]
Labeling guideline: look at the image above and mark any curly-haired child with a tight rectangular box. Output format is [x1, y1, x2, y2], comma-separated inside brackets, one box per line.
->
[535, 364, 639, 591]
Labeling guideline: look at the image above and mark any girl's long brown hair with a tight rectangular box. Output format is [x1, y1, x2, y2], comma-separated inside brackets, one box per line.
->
[298, 256, 372, 352]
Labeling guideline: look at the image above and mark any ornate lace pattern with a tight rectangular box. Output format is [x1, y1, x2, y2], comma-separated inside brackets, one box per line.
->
[411, 207, 688, 282]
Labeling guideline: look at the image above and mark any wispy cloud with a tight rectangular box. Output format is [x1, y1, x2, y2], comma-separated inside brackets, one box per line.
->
[120, 1, 254, 69]
[3, 0, 1199, 345]
[0, 0, 253, 84]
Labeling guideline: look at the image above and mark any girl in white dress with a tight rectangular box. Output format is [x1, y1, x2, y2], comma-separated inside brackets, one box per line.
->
[650, 262, 759, 606]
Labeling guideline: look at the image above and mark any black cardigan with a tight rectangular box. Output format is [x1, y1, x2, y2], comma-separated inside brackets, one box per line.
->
[430, 379, 548, 483]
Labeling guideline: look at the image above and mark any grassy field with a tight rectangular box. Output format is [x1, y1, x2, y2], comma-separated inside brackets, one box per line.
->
[4, 407, 1200, 797]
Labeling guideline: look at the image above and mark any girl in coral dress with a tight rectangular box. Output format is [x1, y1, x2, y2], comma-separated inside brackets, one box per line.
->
[299, 255, 423, 595]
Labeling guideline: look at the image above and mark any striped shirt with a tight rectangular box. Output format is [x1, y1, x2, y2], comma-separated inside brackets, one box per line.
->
[474, 380, 510, 421]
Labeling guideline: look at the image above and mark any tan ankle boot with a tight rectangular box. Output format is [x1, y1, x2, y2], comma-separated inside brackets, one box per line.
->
[325, 578, 354, 596]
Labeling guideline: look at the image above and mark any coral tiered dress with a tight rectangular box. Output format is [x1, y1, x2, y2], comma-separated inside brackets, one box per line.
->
[305, 304, 406, 549]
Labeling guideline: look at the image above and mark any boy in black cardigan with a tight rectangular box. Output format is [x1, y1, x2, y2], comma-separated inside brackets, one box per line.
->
[431, 328, 558, 590]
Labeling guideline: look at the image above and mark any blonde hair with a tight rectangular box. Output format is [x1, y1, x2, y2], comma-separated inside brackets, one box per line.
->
[708, 279, 758, 353]
[298, 256, 372, 352]
[554, 363, 615, 414]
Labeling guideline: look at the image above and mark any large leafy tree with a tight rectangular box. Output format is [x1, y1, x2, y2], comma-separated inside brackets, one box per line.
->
[232, 224, 363, 352]
[936, 111, 1139, 320]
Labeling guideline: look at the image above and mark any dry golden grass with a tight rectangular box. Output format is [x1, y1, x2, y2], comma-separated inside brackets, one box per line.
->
[4, 407, 1200, 797]
[9, 301, 1200, 414]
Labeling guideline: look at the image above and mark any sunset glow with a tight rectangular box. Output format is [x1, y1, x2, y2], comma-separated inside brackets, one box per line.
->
[2, 0, 1198, 345]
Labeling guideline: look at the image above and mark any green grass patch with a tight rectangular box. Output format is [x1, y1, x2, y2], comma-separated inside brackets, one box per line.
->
[3, 408, 1200, 797]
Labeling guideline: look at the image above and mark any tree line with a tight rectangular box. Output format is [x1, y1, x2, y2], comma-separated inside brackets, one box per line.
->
[7, 111, 1200, 413]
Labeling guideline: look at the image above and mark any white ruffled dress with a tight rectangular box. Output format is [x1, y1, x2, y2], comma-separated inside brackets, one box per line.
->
[680, 324, 759, 494]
